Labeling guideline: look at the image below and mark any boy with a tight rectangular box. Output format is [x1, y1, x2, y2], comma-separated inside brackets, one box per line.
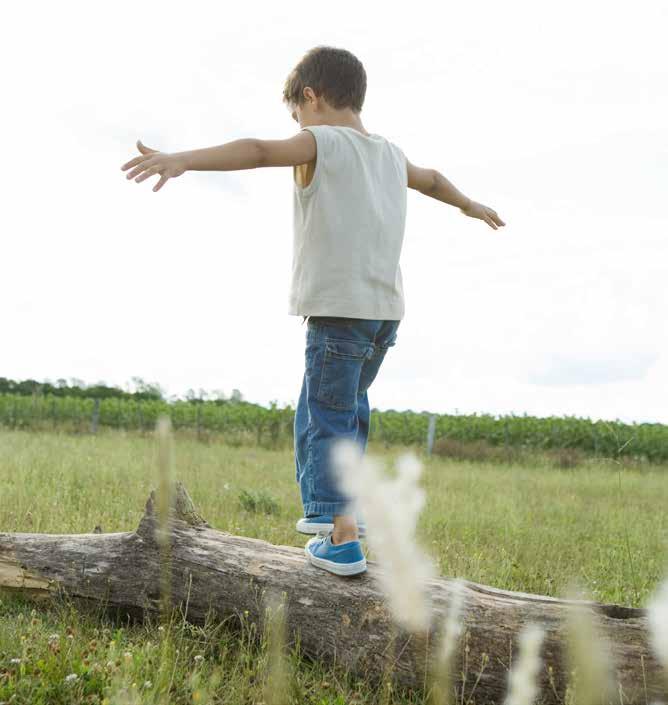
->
[120, 46, 506, 577]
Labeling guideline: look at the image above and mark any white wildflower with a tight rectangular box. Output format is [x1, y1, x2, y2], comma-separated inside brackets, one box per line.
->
[194, 654, 204, 663]
[438, 579, 466, 667]
[503, 622, 545, 705]
[143, 680, 153, 689]
[564, 585, 615, 704]
[430, 579, 467, 705]
[64, 673, 78, 683]
[331, 438, 435, 632]
[647, 576, 668, 673]
[9, 658, 21, 665]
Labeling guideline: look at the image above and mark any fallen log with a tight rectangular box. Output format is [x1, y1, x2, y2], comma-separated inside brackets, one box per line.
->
[0, 481, 664, 704]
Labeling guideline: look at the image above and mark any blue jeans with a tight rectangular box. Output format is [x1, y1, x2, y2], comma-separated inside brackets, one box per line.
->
[294, 315, 400, 517]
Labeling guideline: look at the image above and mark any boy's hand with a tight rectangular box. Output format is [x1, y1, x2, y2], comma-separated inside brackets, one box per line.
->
[460, 199, 506, 230]
[120, 140, 188, 192]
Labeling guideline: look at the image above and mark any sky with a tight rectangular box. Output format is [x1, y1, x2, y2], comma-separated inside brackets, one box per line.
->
[2, 0, 666, 425]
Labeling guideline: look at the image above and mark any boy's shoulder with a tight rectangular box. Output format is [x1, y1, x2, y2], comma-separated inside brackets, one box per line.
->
[302, 124, 403, 155]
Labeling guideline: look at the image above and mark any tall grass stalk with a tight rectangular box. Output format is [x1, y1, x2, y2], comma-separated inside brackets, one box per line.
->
[156, 415, 175, 626]
[428, 578, 466, 705]
[563, 583, 616, 705]
[502, 622, 545, 705]
[647, 576, 668, 690]
[332, 438, 435, 633]
[263, 591, 290, 705]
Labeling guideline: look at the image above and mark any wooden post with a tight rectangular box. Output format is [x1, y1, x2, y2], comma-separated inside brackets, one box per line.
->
[426, 414, 436, 455]
[90, 398, 100, 434]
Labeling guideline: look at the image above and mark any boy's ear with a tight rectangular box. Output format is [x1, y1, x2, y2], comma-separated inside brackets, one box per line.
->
[256, 130, 317, 168]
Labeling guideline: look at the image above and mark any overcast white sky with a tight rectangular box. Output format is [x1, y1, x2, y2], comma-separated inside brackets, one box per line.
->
[2, 1, 666, 424]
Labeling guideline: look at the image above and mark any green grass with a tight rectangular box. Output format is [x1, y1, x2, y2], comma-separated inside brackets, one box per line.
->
[1, 427, 666, 704]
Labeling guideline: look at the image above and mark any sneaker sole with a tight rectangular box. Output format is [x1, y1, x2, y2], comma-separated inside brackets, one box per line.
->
[304, 544, 367, 576]
[296, 520, 366, 537]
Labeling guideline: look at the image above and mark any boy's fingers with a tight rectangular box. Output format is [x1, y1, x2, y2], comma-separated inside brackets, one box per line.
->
[491, 209, 505, 226]
[128, 157, 159, 180]
[126, 164, 146, 180]
[121, 146, 160, 171]
[486, 209, 505, 227]
[153, 175, 168, 192]
[136, 165, 159, 183]
[121, 157, 139, 171]
[122, 154, 150, 172]
[132, 165, 152, 182]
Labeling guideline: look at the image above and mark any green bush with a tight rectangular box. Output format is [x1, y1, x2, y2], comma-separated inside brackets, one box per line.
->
[238, 489, 280, 515]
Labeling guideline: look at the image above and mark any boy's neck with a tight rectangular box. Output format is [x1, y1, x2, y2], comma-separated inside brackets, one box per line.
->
[306, 109, 370, 137]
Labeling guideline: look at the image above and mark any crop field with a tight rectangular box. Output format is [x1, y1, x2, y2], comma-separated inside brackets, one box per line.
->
[0, 427, 666, 704]
[2, 392, 668, 463]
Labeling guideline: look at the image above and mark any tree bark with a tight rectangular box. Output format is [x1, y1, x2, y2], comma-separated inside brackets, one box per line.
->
[0, 481, 664, 704]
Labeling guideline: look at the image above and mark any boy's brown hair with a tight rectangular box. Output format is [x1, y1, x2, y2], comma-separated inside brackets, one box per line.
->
[282, 46, 367, 113]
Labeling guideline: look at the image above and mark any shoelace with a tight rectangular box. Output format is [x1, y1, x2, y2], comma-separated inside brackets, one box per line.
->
[315, 528, 334, 542]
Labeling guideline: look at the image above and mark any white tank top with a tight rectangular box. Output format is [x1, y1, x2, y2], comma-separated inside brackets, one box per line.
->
[289, 125, 408, 321]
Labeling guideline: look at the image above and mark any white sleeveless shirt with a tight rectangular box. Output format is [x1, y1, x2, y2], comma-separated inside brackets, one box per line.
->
[289, 125, 408, 321]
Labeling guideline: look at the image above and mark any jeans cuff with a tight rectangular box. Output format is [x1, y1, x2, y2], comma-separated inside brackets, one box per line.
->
[305, 500, 355, 517]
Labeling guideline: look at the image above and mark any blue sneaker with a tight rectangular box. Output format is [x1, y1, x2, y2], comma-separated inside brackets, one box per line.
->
[296, 515, 367, 537]
[305, 531, 367, 576]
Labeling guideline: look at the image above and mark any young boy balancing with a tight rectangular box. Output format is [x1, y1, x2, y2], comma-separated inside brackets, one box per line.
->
[120, 45, 506, 577]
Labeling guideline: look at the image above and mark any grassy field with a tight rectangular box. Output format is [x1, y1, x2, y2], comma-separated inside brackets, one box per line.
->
[1, 427, 667, 704]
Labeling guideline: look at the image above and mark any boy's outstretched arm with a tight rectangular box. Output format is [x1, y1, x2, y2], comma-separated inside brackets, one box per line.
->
[120, 132, 316, 192]
[407, 159, 506, 230]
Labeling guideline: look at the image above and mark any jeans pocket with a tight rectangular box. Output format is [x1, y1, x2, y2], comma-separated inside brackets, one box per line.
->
[316, 337, 372, 411]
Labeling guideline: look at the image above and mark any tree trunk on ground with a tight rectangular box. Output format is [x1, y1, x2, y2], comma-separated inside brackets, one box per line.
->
[0, 481, 664, 704]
